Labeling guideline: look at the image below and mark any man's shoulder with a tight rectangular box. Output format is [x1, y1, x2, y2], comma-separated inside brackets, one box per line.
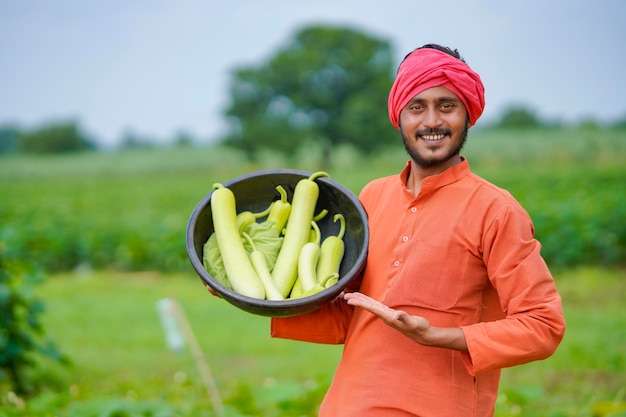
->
[361, 174, 398, 194]
[466, 172, 515, 201]
[462, 172, 530, 219]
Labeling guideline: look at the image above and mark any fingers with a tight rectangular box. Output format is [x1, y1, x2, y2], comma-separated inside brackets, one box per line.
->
[344, 292, 425, 328]
[344, 292, 401, 322]
[344, 292, 382, 310]
[204, 283, 221, 298]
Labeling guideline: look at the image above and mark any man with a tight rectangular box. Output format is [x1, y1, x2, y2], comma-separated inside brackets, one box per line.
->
[271, 44, 566, 416]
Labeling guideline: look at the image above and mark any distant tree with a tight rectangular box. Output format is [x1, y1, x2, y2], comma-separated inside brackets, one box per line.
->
[577, 118, 602, 131]
[119, 130, 155, 150]
[172, 130, 194, 147]
[495, 105, 544, 129]
[17, 121, 96, 154]
[222, 25, 397, 161]
[610, 114, 626, 130]
[0, 125, 20, 155]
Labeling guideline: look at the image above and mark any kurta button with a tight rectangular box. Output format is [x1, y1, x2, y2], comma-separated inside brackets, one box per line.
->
[402, 236, 409, 242]
[394, 260, 400, 267]
[411, 207, 417, 212]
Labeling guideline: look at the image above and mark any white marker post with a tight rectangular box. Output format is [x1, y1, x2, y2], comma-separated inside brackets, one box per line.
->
[156, 298, 224, 416]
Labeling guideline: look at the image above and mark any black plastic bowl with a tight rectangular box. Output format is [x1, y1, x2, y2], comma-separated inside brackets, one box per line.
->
[186, 169, 369, 317]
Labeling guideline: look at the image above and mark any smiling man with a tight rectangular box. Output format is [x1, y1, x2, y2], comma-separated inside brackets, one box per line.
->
[271, 44, 566, 416]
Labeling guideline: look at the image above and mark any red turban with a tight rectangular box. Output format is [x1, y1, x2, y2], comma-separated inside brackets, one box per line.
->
[388, 48, 485, 129]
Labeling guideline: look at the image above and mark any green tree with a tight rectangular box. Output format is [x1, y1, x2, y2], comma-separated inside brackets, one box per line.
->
[0, 125, 20, 155]
[610, 113, 626, 130]
[222, 25, 397, 162]
[119, 129, 156, 150]
[172, 130, 194, 147]
[17, 121, 96, 154]
[495, 105, 544, 129]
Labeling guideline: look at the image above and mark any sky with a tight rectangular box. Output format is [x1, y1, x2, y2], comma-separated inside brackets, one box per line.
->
[1, 0, 625, 147]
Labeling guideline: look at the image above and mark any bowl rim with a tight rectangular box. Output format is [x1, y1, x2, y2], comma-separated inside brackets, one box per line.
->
[185, 168, 369, 313]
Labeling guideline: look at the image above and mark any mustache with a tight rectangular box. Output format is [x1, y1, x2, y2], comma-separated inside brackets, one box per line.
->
[415, 128, 451, 137]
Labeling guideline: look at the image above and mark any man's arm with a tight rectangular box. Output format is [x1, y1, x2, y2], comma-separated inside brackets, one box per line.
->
[344, 292, 467, 351]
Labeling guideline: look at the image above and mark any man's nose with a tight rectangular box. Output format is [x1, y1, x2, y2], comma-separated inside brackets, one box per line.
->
[422, 108, 442, 127]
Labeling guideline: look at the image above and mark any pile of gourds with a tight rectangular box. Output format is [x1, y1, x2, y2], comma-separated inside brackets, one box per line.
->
[203, 172, 346, 300]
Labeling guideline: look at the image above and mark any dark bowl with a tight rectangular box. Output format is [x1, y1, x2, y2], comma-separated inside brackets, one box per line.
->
[186, 169, 369, 317]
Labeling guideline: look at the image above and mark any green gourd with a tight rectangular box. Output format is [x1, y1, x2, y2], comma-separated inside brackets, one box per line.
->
[271, 172, 328, 297]
[210, 183, 265, 299]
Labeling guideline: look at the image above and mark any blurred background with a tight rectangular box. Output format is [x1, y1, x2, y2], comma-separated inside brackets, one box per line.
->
[1, 0, 625, 149]
[1, 1, 625, 417]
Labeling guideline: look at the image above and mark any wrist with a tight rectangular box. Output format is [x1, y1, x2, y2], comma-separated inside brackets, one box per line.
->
[422, 326, 468, 351]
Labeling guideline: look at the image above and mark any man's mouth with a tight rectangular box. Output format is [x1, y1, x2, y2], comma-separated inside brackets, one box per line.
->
[420, 133, 447, 141]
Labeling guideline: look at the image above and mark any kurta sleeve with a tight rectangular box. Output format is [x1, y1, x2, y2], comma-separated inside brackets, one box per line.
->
[461, 203, 566, 375]
[271, 187, 370, 345]
[270, 296, 355, 344]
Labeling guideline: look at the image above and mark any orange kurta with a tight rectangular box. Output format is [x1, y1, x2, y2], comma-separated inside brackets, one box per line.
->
[271, 159, 565, 416]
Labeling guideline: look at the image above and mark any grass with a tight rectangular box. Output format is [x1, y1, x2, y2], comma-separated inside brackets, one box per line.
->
[17, 270, 343, 416]
[0, 267, 622, 416]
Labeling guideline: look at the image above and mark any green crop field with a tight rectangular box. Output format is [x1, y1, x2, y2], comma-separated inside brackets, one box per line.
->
[1, 127, 624, 273]
[1, 127, 625, 416]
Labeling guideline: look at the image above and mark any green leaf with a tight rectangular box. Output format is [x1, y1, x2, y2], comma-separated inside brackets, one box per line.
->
[203, 221, 283, 291]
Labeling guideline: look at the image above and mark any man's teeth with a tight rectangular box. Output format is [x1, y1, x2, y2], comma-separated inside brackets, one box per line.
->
[422, 134, 445, 141]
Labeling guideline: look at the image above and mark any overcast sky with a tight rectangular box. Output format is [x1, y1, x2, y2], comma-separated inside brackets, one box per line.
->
[1, 0, 625, 147]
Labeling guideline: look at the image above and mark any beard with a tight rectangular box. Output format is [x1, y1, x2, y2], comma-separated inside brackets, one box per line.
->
[401, 125, 468, 169]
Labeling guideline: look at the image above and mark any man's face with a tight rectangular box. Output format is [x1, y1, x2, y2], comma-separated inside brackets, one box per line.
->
[399, 85, 469, 169]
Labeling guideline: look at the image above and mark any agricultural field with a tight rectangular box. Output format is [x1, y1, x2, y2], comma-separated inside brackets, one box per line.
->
[1, 127, 625, 416]
[0, 267, 624, 417]
[0, 128, 624, 273]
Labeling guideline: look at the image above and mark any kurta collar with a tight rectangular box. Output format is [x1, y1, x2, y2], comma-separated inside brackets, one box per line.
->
[398, 157, 471, 197]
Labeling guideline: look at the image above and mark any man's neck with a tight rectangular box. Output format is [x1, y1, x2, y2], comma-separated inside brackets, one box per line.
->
[406, 155, 463, 196]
